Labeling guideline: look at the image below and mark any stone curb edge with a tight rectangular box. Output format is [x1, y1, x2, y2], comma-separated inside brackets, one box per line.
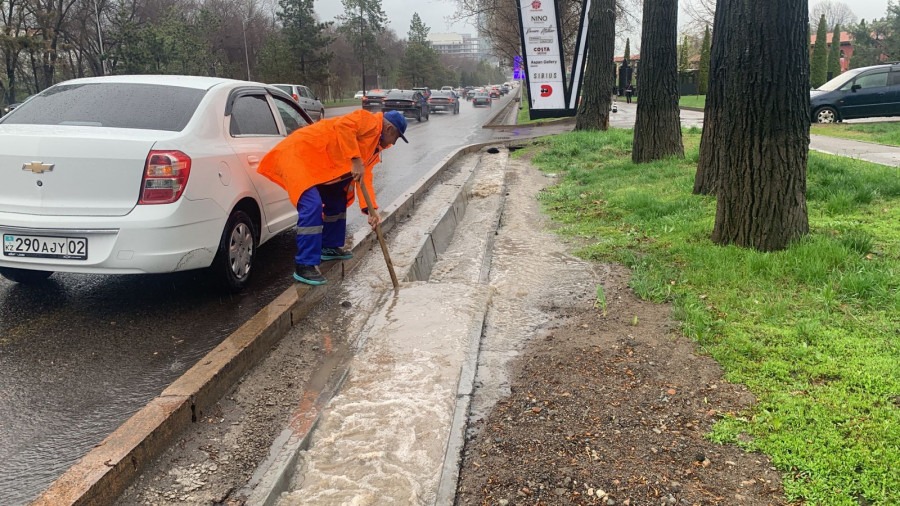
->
[240, 148, 489, 506]
[32, 139, 528, 506]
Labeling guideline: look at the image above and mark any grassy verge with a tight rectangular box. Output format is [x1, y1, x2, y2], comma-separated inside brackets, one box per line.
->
[811, 122, 900, 147]
[679, 94, 706, 109]
[524, 128, 900, 505]
[324, 99, 361, 107]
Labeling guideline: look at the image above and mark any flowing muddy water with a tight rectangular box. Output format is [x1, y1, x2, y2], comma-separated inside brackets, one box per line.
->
[277, 147, 600, 504]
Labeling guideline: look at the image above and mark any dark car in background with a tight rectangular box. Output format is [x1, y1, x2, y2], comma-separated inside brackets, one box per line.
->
[383, 90, 430, 121]
[428, 91, 460, 114]
[412, 87, 432, 100]
[472, 91, 491, 107]
[362, 90, 387, 111]
[810, 63, 900, 123]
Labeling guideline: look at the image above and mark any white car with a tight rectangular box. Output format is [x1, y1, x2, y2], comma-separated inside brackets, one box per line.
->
[0, 75, 312, 291]
[271, 84, 325, 121]
[354, 90, 364, 99]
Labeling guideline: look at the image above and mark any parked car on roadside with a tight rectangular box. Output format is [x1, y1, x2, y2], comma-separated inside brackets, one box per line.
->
[361, 90, 387, 110]
[271, 84, 325, 121]
[810, 63, 900, 123]
[354, 90, 364, 99]
[0, 75, 314, 291]
[383, 89, 430, 122]
[472, 91, 491, 107]
[428, 91, 460, 114]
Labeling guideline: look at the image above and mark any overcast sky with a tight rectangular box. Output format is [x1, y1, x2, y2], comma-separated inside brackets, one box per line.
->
[312, 0, 892, 48]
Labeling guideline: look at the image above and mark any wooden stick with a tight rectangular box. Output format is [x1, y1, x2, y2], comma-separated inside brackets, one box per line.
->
[358, 182, 400, 289]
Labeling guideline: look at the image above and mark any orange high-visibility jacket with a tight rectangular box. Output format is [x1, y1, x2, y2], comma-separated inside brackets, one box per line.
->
[257, 109, 384, 211]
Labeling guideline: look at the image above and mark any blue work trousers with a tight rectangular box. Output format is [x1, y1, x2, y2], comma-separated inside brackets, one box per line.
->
[295, 179, 351, 266]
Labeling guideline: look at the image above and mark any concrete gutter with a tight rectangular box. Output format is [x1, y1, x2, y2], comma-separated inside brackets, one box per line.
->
[239, 144, 500, 506]
[483, 88, 523, 128]
[32, 140, 524, 506]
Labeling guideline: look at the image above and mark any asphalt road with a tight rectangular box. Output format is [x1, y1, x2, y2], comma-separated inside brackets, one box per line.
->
[0, 93, 515, 505]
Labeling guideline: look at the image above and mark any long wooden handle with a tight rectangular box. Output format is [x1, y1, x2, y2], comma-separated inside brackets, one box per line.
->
[358, 181, 400, 289]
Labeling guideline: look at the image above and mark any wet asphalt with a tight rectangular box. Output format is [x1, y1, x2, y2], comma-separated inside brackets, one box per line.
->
[0, 94, 516, 505]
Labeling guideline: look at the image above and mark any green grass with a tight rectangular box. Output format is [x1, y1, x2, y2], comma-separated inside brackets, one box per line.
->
[811, 122, 900, 147]
[324, 98, 361, 107]
[530, 128, 900, 505]
[679, 94, 706, 109]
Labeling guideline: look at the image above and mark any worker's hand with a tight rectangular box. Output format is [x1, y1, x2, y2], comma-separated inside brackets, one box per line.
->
[351, 158, 364, 181]
[367, 210, 382, 230]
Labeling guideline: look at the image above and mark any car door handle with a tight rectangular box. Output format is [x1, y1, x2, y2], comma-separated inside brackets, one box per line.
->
[247, 155, 260, 166]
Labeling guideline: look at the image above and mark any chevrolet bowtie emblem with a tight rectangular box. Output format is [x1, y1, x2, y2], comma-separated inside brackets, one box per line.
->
[22, 161, 54, 174]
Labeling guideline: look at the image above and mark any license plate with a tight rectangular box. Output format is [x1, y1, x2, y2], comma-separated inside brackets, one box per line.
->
[3, 234, 88, 260]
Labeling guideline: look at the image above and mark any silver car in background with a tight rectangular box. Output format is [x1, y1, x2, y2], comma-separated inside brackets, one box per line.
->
[272, 84, 325, 121]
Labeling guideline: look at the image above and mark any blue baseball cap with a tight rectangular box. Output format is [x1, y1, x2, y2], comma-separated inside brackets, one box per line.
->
[383, 110, 409, 143]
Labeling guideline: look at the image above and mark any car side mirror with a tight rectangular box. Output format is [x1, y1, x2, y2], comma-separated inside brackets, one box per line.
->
[851, 84, 861, 92]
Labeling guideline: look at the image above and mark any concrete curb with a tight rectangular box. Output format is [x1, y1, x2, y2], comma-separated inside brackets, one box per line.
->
[483, 88, 522, 129]
[34, 140, 527, 506]
[238, 145, 500, 505]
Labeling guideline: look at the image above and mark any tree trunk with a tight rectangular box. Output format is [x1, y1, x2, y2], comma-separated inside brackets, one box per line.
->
[574, 0, 615, 131]
[631, 0, 683, 163]
[693, 5, 727, 195]
[710, 0, 809, 251]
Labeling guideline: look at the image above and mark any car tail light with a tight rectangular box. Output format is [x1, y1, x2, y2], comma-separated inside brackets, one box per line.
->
[292, 94, 299, 101]
[139, 150, 191, 205]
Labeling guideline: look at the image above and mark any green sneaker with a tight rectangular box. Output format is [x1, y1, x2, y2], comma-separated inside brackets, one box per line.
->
[293, 264, 326, 285]
[321, 247, 354, 261]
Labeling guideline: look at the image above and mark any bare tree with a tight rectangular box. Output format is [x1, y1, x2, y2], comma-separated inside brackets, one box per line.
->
[681, 0, 714, 34]
[574, 0, 615, 130]
[631, 0, 683, 163]
[810, 0, 857, 29]
[708, 0, 810, 251]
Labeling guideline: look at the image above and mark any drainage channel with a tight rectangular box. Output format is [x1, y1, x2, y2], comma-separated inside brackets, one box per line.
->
[235, 146, 510, 506]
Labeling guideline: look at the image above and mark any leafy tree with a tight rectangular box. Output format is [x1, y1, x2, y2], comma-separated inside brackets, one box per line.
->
[678, 35, 689, 72]
[277, 0, 334, 87]
[632, 0, 683, 163]
[826, 23, 841, 80]
[623, 37, 631, 66]
[398, 13, 440, 87]
[701, 0, 809, 251]
[574, 0, 615, 131]
[337, 0, 387, 93]
[846, 18, 888, 69]
[810, 14, 828, 88]
[698, 25, 710, 94]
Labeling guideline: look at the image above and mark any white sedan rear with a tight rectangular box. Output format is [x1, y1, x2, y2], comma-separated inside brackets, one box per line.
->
[0, 75, 311, 291]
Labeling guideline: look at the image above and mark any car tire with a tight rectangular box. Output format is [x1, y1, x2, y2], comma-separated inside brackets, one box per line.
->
[814, 106, 839, 124]
[416, 110, 422, 122]
[319, 109, 325, 121]
[211, 209, 256, 292]
[0, 267, 53, 284]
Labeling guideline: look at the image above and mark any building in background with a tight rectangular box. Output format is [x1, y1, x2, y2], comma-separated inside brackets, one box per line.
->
[427, 33, 484, 59]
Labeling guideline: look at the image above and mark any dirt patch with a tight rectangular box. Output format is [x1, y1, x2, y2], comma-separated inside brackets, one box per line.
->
[455, 263, 785, 505]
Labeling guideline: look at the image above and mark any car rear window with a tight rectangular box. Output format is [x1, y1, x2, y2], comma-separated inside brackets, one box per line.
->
[1, 83, 206, 131]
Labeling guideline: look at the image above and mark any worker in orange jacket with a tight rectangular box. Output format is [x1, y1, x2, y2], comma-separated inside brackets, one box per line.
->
[257, 109, 408, 285]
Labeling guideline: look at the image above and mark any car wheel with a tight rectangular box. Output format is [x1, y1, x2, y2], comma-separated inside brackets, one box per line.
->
[814, 106, 838, 124]
[416, 110, 422, 122]
[319, 109, 326, 121]
[0, 267, 53, 284]
[211, 209, 256, 292]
